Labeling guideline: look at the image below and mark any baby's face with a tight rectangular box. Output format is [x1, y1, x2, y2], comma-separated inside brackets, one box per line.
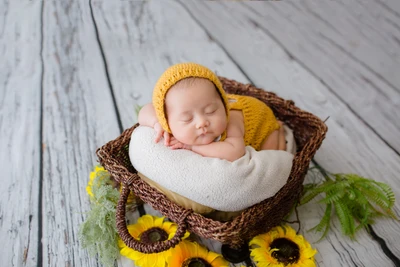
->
[165, 78, 227, 146]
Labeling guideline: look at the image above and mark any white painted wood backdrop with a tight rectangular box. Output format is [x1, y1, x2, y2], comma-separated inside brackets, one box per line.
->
[1, 0, 399, 266]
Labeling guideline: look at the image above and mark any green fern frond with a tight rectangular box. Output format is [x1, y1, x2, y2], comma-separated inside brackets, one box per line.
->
[334, 199, 355, 238]
[372, 181, 396, 208]
[309, 203, 332, 241]
[352, 188, 369, 206]
[319, 189, 345, 204]
[300, 167, 398, 240]
[347, 189, 356, 201]
[303, 183, 318, 192]
[300, 186, 325, 205]
[356, 183, 391, 210]
[318, 178, 351, 192]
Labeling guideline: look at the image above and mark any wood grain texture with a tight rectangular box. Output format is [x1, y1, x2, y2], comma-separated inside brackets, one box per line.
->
[0, 1, 42, 266]
[283, 0, 400, 91]
[90, 0, 249, 127]
[40, 0, 121, 266]
[2, 0, 399, 266]
[241, 0, 400, 153]
[379, 0, 400, 17]
[181, 0, 400, 264]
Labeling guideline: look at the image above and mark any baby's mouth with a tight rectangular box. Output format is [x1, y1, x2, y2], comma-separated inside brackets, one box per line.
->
[199, 131, 210, 138]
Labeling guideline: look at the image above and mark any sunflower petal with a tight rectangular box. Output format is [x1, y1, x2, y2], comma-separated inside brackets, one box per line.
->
[166, 240, 228, 266]
[302, 247, 317, 259]
[127, 224, 145, 239]
[154, 216, 165, 227]
[299, 258, 317, 267]
[205, 250, 222, 263]
[138, 214, 155, 227]
[250, 235, 270, 248]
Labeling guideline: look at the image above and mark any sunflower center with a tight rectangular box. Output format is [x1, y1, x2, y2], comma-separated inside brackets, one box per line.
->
[140, 227, 168, 244]
[182, 257, 212, 267]
[270, 238, 300, 265]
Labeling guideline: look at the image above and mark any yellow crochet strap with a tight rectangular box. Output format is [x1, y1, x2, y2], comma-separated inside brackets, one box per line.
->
[227, 94, 280, 150]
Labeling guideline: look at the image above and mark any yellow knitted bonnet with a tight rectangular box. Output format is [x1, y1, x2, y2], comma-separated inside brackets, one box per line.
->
[152, 62, 229, 133]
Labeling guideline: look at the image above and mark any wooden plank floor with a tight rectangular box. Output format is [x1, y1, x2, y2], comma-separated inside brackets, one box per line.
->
[1, 1, 399, 266]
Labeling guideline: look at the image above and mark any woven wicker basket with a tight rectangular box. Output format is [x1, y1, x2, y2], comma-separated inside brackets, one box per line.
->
[96, 77, 327, 254]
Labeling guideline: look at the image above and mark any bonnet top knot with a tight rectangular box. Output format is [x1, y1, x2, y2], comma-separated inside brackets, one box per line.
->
[152, 62, 229, 133]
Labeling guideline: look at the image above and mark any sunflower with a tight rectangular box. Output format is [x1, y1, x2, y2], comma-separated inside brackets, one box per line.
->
[167, 240, 229, 267]
[119, 215, 190, 267]
[249, 225, 317, 267]
[86, 165, 135, 204]
[86, 165, 109, 197]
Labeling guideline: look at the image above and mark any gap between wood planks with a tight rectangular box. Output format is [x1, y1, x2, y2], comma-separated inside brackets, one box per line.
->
[237, 2, 400, 158]
[38, 1, 45, 266]
[35, 1, 125, 266]
[89, 0, 123, 133]
[65, 1, 400, 266]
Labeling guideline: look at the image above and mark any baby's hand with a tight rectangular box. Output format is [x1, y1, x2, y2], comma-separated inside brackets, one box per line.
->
[154, 122, 171, 145]
[168, 137, 192, 150]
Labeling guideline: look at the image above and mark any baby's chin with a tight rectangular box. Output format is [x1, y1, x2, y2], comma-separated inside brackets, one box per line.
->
[192, 133, 219, 146]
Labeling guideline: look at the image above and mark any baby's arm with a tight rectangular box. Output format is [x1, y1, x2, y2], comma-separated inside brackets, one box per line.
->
[262, 130, 280, 150]
[191, 112, 246, 162]
[138, 103, 158, 127]
[261, 121, 286, 151]
[138, 103, 171, 144]
[191, 137, 245, 162]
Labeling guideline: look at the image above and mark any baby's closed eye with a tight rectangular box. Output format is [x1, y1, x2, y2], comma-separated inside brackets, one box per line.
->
[205, 107, 217, 114]
[180, 117, 193, 123]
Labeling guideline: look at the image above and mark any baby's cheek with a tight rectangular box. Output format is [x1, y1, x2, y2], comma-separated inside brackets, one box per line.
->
[216, 117, 227, 131]
[173, 128, 193, 144]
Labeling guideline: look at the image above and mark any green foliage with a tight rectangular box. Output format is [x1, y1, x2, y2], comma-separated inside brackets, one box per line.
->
[301, 167, 398, 240]
[135, 104, 143, 116]
[134, 104, 143, 120]
[79, 171, 120, 267]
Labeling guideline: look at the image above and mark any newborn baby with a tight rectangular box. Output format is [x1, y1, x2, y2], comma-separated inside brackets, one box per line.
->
[138, 62, 286, 162]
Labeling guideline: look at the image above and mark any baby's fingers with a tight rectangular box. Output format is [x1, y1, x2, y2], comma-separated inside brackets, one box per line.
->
[169, 141, 185, 149]
[153, 123, 163, 143]
[164, 132, 171, 146]
[154, 130, 163, 143]
[169, 143, 183, 150]
[168, 137, 179, 146]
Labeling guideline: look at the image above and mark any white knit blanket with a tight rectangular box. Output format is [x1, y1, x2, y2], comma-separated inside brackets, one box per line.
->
[129, 126, 294, 211]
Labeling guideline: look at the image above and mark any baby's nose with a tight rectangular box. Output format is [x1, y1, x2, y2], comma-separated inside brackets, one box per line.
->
[196, 117, 209, 129]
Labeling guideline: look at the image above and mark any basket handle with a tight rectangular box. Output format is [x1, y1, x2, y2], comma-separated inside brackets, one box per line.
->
[116, 182, 189, 253]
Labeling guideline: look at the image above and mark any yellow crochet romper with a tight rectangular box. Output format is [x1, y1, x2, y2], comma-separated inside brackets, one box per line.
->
[224, 94, 280, 151]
